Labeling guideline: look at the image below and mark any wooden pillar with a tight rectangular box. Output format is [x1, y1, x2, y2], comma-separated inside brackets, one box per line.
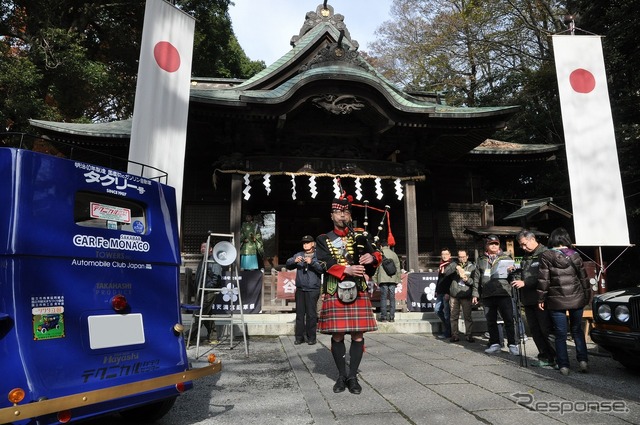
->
[230, 174, 243, 258]
[403, 181, 419, 272]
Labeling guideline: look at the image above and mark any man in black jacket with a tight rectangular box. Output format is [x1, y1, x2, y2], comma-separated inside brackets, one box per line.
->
[435, 248, 456, 339]
[286, 235, 323, 345]
[512, 230, 556, 366]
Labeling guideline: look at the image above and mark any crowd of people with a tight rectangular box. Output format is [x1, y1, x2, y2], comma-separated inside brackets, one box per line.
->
[192, 194, 592, 395]
[433, 229, 590, 376]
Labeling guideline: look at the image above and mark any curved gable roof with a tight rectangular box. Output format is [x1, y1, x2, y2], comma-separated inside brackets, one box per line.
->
[190, 3, 518, 122]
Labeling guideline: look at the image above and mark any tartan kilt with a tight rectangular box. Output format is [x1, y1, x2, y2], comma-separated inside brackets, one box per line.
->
[318, 291, 378, 334]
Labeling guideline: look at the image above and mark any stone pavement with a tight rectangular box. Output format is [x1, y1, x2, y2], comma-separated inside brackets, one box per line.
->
[95, 333, 640, 425]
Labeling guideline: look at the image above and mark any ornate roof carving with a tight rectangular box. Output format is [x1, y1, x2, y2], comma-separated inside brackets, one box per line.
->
[311, 94, 365, 115]
[290, 3, 359, 50]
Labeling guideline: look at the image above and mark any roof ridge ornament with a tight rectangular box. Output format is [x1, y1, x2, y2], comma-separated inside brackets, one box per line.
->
[290, 2, 359, 50]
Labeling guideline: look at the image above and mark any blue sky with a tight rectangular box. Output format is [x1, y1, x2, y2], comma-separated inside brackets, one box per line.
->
[229, 0, 393, 65]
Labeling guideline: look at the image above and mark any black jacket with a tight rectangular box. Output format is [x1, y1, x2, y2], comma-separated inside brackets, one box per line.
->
[537, 247, 590, 310]
[436, 261, 457, 296]
[518, 244, 547, 306]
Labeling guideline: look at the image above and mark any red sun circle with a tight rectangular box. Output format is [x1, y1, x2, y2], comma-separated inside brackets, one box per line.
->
[154, 41, 181, 73]
[569, 68, 596, 94]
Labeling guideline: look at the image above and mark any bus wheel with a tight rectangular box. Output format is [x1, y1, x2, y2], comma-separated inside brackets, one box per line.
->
[119, 397, 176, 422]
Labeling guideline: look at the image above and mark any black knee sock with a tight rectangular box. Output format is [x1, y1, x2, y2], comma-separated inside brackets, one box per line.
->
[348, 339, 364, 378]
[331, 338, 346, 378]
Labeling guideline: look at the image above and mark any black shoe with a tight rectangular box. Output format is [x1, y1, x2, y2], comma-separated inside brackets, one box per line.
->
[346, 377, 362, 394]
[333, 376, 346, 393]
[389, 318, 395, 322]
[466, 336, 476, 343]
[294, 339, 304, 345]
[307, 340, 317, 345]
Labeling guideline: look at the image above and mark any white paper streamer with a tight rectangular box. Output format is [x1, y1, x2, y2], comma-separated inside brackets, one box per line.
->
[354, 177, 363, 200]
[243, 173, 251, 200]
[332, 178, 341, 198]
[394, 178, 404, 200]
[290, 175, 297, 200]
[375, 177, 383, 200]
[309, 176, 317, 198]
[263, 173, 271, 196]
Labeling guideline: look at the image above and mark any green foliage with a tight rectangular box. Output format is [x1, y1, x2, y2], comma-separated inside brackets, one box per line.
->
[0, 54, 58, 131]
[0, 0, 265, 128]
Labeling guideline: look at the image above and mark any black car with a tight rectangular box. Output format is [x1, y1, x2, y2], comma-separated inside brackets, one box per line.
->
[590, 286, 640, 371]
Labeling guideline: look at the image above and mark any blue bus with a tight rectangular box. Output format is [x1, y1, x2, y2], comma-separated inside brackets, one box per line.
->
[0, 142, 220, 424]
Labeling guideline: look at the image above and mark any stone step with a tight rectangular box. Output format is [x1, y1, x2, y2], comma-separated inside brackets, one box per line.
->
[182, 311, 488, 337]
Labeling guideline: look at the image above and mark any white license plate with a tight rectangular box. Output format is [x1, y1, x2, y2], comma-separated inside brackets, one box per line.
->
[88, 314, 145, 349]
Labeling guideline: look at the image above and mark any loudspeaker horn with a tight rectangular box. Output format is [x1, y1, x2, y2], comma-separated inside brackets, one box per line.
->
[212, 241, 237, 266]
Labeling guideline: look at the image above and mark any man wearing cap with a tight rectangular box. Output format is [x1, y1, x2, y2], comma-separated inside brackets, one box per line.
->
[286, 235, 323, 345]
[316, 194, 381, 395]
[473, 235, 520, 356]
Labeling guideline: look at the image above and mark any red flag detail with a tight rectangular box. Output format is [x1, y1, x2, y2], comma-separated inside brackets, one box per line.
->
[154, 41, 181, 73]
[569, 68, 595, 93]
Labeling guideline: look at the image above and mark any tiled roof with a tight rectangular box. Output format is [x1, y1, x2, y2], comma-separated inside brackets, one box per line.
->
[28, 119, 132, 138]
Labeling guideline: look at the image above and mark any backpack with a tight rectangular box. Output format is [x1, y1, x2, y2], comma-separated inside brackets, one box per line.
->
[381, 257, 397, 276]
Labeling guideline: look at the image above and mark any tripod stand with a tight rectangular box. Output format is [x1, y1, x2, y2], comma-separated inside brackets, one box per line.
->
[511, 284, 528, 367]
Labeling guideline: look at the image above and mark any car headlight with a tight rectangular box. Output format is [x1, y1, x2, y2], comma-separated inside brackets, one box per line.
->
[615, 305, 630, 323]
[597, 304, 612, 321]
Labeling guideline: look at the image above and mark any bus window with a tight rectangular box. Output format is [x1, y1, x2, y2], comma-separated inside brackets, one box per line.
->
[74, 191, 147, 234]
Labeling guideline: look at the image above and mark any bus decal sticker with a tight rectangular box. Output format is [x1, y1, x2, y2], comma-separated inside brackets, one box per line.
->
[132, 220, 145, 234]
[90, 202, 132, 223]
[31, 297, 65, 340]
[81, 359, 160, 383]
[76, 162, 153, 195]
[94, 282, 133, 297]
[72, 234, 150, 252]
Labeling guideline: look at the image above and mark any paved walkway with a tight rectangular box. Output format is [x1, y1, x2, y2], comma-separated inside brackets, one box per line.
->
[95, 334, 640, 425]
[280, 333, 640, 425]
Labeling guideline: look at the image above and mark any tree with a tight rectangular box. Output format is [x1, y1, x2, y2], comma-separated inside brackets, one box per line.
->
[370, 0, 566, 107]
[370, 0, 639, 285]
[369, 0, 572, 204]
[0, 0, 265, 130]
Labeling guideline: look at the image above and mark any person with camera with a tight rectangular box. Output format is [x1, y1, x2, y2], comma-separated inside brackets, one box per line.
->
[435, 248, 456, 339]
[473, 235, 519, 356]
[449, 249, 478, 342]
[316, 194, 380, 395]
[373, 238, 401, 322]
[511, 230, 556, 367]
[286, 235, 323, 345]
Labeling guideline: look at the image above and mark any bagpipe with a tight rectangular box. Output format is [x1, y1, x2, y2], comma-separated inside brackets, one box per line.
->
[335, 179, 395, 271]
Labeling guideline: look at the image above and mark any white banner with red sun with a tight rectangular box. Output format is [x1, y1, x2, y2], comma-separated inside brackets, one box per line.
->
[129, 0, 195, 226]
[552, 35, 629, 246]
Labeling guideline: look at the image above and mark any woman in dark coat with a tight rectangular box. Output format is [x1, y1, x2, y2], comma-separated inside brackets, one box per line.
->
[537, 228, 591, 375]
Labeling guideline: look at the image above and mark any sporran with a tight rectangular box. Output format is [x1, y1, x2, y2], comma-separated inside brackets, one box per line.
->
[337, 280, 358, 303]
